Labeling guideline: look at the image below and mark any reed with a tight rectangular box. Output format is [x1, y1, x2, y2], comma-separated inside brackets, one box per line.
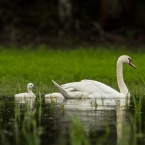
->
[36, 91, 44, 106]
[132, 95, 142, 113]
[69, 116, 90, 145]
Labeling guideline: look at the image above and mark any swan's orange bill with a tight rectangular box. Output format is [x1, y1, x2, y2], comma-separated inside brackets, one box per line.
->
[129, 61, 136, 69]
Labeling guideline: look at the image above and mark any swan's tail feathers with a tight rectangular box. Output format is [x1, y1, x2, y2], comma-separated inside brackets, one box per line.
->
[52, 80, 69, 99]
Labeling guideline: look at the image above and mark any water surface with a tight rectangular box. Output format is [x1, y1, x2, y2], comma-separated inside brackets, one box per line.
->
[0, 97, 144, 145]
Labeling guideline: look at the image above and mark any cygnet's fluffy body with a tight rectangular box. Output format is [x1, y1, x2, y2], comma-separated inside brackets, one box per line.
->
[15, 83, 36, 98]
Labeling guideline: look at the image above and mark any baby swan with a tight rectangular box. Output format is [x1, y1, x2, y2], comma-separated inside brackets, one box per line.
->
[15, 83, 36, 98]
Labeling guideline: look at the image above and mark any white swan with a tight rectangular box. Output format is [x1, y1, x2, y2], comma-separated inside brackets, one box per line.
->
[15, 83, 36, 98]
[51, 55, 136, 99]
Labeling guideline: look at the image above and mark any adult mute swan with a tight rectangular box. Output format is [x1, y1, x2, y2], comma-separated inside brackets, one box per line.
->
[51, 55, 136, 99]
[15, 83, 36, 98]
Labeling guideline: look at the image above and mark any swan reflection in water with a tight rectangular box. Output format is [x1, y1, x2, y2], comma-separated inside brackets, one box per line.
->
[14, 96, 36, 110]
[45, 97, 129, 110]
[45, 97, 129, 145]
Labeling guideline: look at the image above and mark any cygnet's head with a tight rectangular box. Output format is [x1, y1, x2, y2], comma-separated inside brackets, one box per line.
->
[118, 55, 136, 69]
[27, 83, 36, 89]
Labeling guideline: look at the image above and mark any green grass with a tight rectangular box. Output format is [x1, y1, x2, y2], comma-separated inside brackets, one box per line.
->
[0, 45, 144, 97]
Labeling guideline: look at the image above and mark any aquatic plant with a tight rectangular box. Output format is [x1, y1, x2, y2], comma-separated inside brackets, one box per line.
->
[100, 97, 105, 106]
[0, 99, 5, 111]
[132, 95, 142, 113]
[0, 131, 10, 145]
[47, 96, 56, 116]
[61, 103, 65, 114]
[114, 99, 121, 108]
[89, 99, 98, 109]
[69, 116, 90, 145]
[36, 91, 44, 106]
[22, 109, 40, 145]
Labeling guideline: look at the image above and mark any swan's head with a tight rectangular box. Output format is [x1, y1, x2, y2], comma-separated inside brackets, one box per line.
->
[27, 83, 36, 90]
[118, 55, 136, 69]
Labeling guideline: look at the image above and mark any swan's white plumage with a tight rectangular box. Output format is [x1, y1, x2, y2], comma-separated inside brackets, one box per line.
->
[45, 92, 64, 99]
[52, 80, 124, 99]
[52, 55, 136, 99]
[15, 83, 36, 98]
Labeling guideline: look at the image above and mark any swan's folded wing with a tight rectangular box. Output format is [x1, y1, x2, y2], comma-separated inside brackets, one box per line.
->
[81, 80, 120, 95]
[56, 80, 123, 98]
[61, 81, 100, 93]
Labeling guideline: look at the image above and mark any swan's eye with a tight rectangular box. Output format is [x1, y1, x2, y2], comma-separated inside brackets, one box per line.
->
[128, 58, 132, 62]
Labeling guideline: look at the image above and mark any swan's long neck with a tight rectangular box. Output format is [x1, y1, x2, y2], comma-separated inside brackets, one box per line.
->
[117, 60, 129, 96]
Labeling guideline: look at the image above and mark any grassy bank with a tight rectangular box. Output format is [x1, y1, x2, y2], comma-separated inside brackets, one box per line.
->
[0, 45, 144, 97]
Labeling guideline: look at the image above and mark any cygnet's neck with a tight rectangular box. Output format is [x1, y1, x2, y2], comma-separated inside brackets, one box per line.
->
[28, 88, 33, 94]
[117, 59, 129, 96]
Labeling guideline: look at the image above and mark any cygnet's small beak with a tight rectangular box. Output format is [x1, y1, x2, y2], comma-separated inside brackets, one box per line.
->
[33, 86, 36, 89]
[129, 61, 136, 69]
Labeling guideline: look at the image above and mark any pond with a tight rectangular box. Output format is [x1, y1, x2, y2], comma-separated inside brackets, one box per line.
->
[0, 96, 144, 145]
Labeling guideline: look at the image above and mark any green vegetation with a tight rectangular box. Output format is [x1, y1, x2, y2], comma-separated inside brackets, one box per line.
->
[36, 91, 44, 106]
[69, 116, 90, 145]
[0, 101, 40, 145]
[0, 45, 144, 98]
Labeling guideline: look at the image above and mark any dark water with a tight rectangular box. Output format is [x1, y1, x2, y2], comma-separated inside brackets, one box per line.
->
[0, 97, 145, 145]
